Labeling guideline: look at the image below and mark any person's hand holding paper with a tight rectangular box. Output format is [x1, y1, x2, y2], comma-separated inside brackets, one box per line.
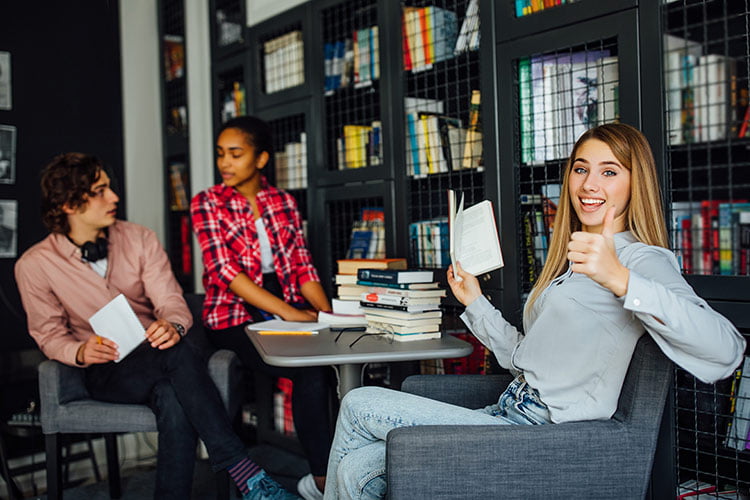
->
[88, 294, 147, 362]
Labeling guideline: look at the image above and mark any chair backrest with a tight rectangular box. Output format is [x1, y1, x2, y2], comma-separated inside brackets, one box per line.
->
[612, 334, 673, 430]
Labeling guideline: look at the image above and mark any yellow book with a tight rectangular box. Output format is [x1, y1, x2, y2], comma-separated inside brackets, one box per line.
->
[462, 90, 482, 169]
[343, 125, 371, 168]
[425, 6, 435, 65]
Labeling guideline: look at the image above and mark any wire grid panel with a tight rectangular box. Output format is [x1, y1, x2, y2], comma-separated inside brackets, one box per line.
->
[663, 0, 750, 277]
[268, 114, 309, 207]
[513, 37, 619, 293]
[217, 65, 247, 123]
[321, 0, 381, 171]
[326, 196, 385, 280]
[214, 0, 244, 48]
[673, 330, 750, 497]
[260, 22, 305, 95]
[403, 0, 485, 270]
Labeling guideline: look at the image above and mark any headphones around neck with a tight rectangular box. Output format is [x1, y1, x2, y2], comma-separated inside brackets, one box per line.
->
[81, 237, 109, 262]
[68, 233, 109, 262]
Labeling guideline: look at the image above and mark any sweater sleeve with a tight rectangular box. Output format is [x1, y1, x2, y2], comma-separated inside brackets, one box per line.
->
[460, 295, 524, 372]
[622, 246, 745, 383]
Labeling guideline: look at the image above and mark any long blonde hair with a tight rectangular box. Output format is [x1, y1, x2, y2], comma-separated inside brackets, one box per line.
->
[525, 123, 669, 314]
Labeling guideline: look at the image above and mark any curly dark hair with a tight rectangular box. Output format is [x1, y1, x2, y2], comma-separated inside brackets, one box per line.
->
[41, 153, 104, 234]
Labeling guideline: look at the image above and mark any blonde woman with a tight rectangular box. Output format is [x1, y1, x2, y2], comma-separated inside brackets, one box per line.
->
[322, 123, 746, 500]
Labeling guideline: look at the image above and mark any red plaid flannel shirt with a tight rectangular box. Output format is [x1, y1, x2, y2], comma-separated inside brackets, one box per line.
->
[191, 179, 320, 330]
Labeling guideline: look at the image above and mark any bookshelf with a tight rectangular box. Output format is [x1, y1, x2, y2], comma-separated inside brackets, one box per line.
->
[210, 0, 247, 59]
[158, 0, 194, 293]
[661, 0, 750, 495]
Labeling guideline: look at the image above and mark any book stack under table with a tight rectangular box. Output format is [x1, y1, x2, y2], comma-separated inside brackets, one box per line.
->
[356, 268, 445, 342]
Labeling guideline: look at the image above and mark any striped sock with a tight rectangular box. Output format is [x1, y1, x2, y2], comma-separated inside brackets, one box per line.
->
[228, 457, 262, 495]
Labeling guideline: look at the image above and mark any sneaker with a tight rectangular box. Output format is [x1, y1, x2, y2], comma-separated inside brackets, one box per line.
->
[297, 473, 324, 500]
[243, 471, 302, 500]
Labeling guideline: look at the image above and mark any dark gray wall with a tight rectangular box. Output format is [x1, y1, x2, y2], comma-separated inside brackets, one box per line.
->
[0, 2, 124, 355]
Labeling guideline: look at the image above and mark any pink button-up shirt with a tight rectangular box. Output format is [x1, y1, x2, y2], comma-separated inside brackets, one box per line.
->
[15, 220, 192, 366]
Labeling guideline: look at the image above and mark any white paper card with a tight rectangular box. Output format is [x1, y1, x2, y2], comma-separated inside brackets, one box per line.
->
[88, 294, 146, 362]
[246, 319, 329, 333]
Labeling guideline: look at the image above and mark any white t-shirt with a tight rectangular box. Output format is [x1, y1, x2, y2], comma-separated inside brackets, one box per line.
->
[255, 218, 274, 273]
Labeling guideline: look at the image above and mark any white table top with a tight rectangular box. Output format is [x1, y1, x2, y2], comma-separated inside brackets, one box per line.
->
[245, 326, 474, 368]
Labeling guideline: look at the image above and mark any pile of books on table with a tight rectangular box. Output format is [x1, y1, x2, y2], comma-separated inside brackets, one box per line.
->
[319, 258, 409, 329]
[357, 267, 445, 342]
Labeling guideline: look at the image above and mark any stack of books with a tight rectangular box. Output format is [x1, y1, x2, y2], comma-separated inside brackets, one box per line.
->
[323, 258, 408, 329]
[357, 268, 445, 341]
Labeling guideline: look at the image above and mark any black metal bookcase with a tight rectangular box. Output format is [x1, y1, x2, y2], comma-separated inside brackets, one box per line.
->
[659, 0, 750, 495]
[158, 0, 194, 293]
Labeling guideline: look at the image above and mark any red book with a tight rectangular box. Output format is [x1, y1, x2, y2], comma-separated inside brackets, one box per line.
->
[418, 8, 430, 66]
[401, 10, 412, 71]
[180, 215, 192, 275]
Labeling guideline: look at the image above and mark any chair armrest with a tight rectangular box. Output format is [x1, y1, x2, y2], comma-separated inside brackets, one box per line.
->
[38, 360, 91, 432]
[401, 374, 514, 409]
[207, 349, 243, 418]
[386, 421, 647, 500]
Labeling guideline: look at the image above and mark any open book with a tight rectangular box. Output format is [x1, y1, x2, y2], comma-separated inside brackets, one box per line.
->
[448, 189, 504, 276]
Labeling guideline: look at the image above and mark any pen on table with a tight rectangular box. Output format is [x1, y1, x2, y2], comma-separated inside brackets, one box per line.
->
[257, 330, 317, 336]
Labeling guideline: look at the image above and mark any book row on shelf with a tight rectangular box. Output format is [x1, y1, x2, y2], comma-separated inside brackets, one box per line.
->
[519, 190, 750, 279]
[410, 218, 449, 269]
[264, 30, 305, 94]
[273, 377, 296, 436]
[220, 81, 247, 123]
[406, 91, 483, 177]
[402, 5, 457, 73]
[664, 34, 750, 145]
[169, 162, 190, 211]
[346, 207, 386, 260]
[274, 132, 307, 190]
[518, 51, 619, 164]
[515, 0, 577, 18]
[671, 200, 750, 276]
[323, 25, 379, 94]
[163, 34, 185, 82]
[337, 121, 382, 169]
[167, 105, 187, 135]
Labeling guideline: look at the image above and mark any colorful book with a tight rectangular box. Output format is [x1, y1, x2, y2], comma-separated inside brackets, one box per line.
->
[356, 280, 439, 290]
[361, 292, 442, 306]
[360, 301, 440, 313]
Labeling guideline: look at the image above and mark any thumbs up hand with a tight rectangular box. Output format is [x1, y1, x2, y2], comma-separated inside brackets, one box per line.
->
[567, 206, 630, 296]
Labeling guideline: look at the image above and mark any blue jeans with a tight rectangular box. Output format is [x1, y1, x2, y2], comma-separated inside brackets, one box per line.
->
[323, 375, 551, 500]
[85, 340, 247, 500]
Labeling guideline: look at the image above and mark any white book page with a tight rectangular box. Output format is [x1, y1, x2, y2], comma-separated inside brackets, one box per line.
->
[449, 191, 504, 276]
[88, 294, 146, 362]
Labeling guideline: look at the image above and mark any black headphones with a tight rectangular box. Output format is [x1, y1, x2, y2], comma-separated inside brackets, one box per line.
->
[68, 233, 109, 262]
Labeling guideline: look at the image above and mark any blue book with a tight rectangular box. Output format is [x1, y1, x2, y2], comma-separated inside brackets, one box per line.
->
[357, 268, 434, 284]
[429, 7, 458, 64]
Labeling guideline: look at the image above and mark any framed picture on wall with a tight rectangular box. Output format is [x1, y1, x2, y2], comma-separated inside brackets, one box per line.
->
[0, 199, 17, 258]
[0, 52, 10, 110]
[0, 124, 16, 184]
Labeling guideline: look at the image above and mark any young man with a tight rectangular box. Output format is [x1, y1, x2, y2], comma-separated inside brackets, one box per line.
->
[15, 153, 299, 500]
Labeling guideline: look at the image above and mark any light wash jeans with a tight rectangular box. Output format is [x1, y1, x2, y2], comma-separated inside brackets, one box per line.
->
[323, 375, 551, 500]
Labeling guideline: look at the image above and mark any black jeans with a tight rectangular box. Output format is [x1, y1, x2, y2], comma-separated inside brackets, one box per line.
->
[85, 340, 247, 500]
[209, 273, 334, 476]
[208, 324, 334, 475]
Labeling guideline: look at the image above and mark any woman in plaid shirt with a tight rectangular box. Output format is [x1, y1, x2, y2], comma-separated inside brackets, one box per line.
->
[191, 116, 332, 500]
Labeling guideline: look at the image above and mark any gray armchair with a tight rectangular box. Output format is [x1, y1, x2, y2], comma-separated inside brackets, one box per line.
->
[386, 335, 673, 499]
[38, 294, 242, 499]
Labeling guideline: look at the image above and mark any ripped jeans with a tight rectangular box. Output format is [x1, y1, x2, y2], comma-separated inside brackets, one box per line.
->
[323, 375, 551, 500]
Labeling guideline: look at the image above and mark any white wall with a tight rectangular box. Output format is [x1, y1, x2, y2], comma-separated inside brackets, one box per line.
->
[120, 1, 165, 240]
[246, 0, 309, 26]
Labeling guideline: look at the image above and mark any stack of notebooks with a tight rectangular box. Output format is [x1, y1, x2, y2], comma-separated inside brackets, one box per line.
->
[357, 267, 445, 341]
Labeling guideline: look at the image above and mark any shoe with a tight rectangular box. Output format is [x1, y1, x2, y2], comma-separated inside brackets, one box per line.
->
[243, 471, 302, 500]
[297, 473, 324, 500]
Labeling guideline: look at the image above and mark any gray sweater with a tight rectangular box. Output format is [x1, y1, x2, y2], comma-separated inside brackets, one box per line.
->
[461, 231, 746, 423]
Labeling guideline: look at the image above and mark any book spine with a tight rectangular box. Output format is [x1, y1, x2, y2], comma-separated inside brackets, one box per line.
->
[360, 301, 438, 313]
